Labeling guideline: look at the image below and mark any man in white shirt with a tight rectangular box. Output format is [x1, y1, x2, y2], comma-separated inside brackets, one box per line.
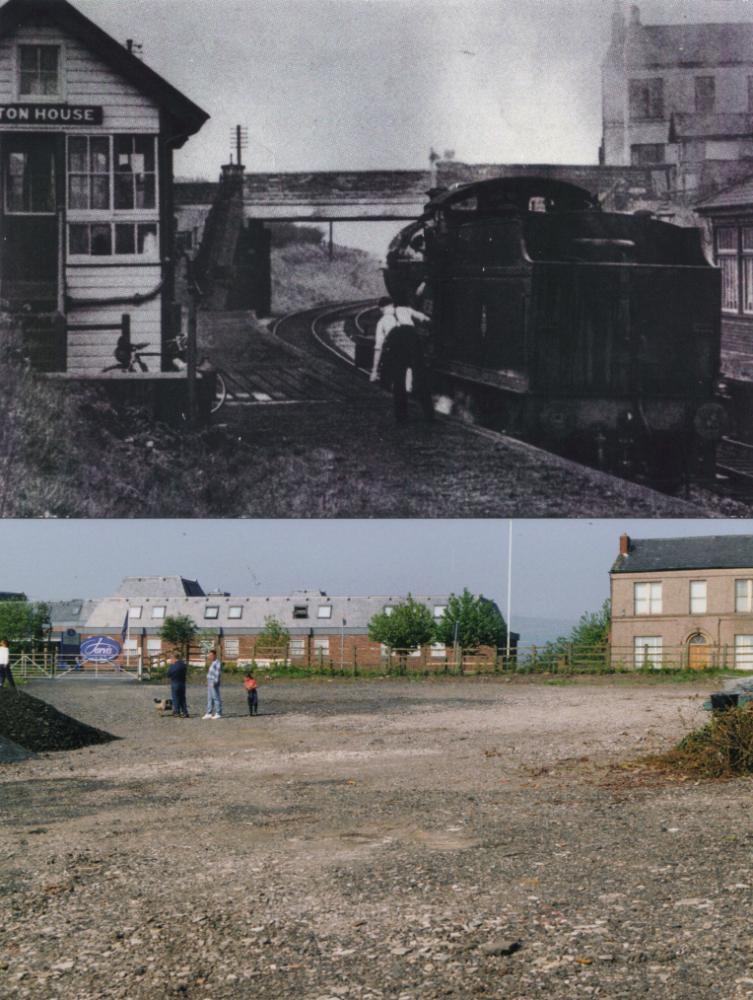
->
[370, 297, 434, 422]
[370, 297, 429, 383]
[0, 639, 14, 689]
[203, 650, 222, 719]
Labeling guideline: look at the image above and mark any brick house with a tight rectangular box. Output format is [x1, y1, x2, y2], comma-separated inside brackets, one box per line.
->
[610, 533, 753, 669]
[601, 4, 753, 200]
[49, 576, 507, 670]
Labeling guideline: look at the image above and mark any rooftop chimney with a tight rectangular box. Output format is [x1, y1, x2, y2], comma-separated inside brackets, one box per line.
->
[629, 5, 641, 26]
[619, 533, 630, 557]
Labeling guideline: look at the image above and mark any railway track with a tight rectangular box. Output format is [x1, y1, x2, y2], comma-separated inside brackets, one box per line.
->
[290, 300, 753, 506]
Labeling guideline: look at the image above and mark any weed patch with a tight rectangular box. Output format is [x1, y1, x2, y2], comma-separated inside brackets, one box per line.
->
[647, 705, 753, 778]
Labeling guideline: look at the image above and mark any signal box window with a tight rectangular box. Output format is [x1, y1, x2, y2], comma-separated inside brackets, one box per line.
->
[228, 605, 243, 619]
[18, 45, 60, 97]
[68, 137, 110, 210]
[289, 638, 305, 657]
[129, 606, 142, 620]
[114, 135, 156, 210]
[6, 147, 55, 214]
[313, 638, 329, 655]
[204, 606, 219, 619]
[317, 605, 332, 619]
[629, 78, 664, 120]
[151, 605, 166, 619]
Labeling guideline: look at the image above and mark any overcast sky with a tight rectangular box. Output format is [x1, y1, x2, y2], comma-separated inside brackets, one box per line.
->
[73, 0, 753, 179]
[4, 519, 753, 629]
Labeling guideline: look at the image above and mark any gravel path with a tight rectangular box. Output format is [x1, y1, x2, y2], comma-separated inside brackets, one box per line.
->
[2, 676, 752, 1000]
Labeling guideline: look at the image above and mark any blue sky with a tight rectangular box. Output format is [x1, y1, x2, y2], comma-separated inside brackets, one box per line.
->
[4, 520, 753, 631]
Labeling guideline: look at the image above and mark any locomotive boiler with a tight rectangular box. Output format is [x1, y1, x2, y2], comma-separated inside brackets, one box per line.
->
[384, 176, 727, 482]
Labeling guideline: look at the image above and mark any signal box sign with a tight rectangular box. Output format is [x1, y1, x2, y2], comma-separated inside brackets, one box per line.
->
[0, 104, 103, 125]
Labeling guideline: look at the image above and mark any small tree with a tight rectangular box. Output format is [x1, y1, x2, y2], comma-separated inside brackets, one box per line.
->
[160, 614, 198, 659]
[256, 616, 290, 659]
[368, 596, 434, 672]
[433, 589, 507, 653]
[0, 600, 50, 652]
[565, 599, 611, 648]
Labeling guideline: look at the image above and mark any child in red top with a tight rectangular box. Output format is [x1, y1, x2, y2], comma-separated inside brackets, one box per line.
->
[244, 672, 258, 716]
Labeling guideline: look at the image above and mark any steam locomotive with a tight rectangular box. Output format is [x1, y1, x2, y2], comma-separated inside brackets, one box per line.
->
[383, 176, 727, 482]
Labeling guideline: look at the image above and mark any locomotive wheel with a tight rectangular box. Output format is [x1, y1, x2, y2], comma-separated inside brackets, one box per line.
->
[538, 403, 574, 441]
[693, 402, 728, 442]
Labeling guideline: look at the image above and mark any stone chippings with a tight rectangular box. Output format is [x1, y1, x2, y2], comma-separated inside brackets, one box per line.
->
[2, 677, 753, 999]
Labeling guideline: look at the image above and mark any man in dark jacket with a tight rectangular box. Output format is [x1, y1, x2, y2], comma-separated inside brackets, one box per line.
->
[166, 654, 189, 718]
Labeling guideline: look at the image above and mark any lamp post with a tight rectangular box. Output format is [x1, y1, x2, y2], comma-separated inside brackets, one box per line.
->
[506, 520, 512, 663]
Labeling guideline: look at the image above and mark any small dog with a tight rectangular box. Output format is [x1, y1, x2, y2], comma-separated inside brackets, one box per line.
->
[153, 698, 173, 715]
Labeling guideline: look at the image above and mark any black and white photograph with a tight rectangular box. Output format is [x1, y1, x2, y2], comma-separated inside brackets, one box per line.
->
[4, 0, 753, 516]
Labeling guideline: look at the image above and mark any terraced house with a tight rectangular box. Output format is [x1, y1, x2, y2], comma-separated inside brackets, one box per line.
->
[610, 533, 753, 670]
[0, 0, 207, 372]
[47, 576, 488, 671]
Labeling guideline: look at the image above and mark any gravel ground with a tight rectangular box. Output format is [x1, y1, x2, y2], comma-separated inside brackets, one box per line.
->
[4, 675, 753, 1000]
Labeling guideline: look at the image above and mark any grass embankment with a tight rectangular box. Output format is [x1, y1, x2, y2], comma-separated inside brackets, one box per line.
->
[0, 327, 238, 517]
[2, 239, 383, 517]
[271, 241, 384, 314]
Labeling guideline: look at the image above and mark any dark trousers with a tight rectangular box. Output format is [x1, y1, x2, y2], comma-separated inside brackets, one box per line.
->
[383, 327, 433, 423]
[0, 665, 15, 689]
[247, 690, 258, 716]
[171, 682, 188, 716]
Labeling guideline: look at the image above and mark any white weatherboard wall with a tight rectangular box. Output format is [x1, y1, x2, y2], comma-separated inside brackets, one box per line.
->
[0, 19, 164, 374]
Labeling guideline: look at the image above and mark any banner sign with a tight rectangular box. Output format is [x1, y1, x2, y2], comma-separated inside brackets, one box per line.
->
[80, 635, 121, 662]
[0, 104, 103, 125]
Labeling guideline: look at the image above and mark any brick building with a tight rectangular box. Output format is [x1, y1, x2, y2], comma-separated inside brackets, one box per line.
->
[48, 576, 505, 670]
[601, 4, 753, 201]
[610, 533, 753, 670]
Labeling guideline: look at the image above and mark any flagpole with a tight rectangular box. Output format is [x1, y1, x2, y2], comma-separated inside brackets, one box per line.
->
[505, 520, 512, 661]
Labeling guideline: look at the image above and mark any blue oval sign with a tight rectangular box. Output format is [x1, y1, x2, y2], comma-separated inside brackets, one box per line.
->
[80, 636, 121, 662]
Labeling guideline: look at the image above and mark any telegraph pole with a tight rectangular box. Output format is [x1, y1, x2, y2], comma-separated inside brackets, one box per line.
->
[231, 125, 248, 168]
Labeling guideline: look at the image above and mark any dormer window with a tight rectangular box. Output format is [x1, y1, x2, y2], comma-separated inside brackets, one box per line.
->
[293, 605, 308, 619]
[19, 45, 60, 97]
[317, 605, 332, 619]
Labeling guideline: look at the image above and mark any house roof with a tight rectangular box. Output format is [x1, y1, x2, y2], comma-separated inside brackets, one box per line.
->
[0, 0, 208, 145]
[77, 593, 459, 634]
[115, 576, 205, 598]
[611, 535, 753, 574]
[696, 171, 753, 212]
[48, 599, 97, 629]
[627, 22, 753, 69]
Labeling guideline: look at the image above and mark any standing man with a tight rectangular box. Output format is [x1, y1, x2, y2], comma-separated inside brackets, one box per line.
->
[167, 653, 189, 718]
[203, 649, 222, 719]
[0, 639, 13, 689]
[370, 297, 434, 423]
